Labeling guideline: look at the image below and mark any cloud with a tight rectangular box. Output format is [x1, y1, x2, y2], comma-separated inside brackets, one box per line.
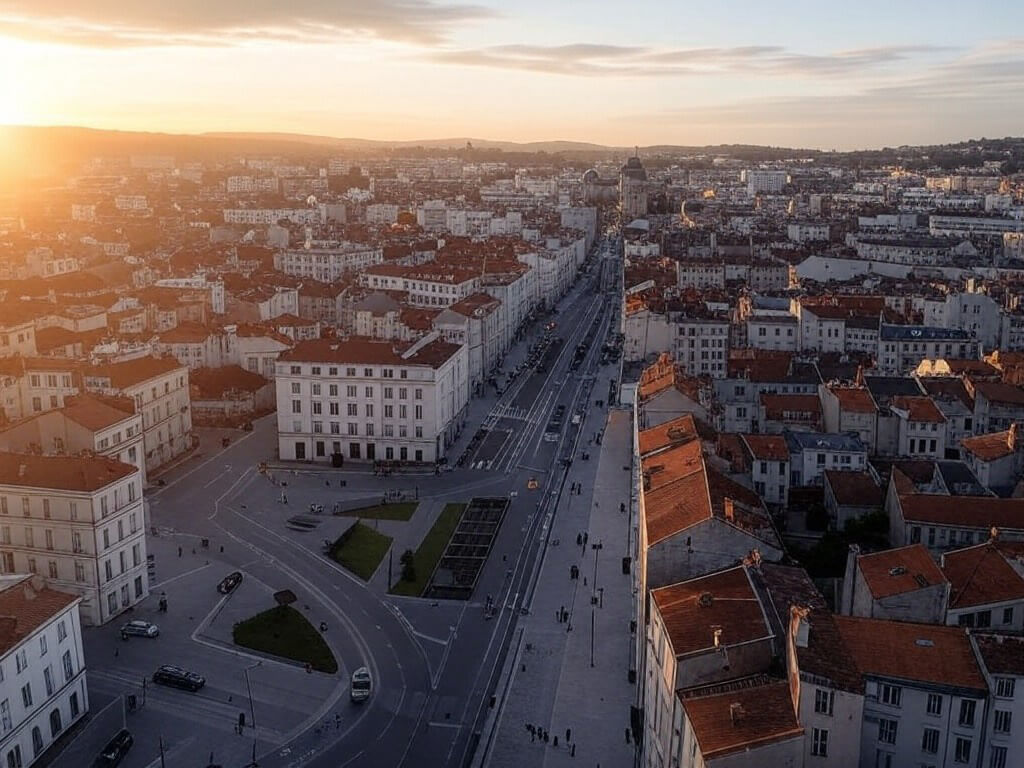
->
[611, 41, 1024, 148]
[0, 1, 495, 47]
[430, 42, 955, 78]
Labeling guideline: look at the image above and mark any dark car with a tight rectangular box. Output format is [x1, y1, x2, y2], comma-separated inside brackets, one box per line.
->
[152, 665, 205, 692]
[93, 729, 133, 767]
[217, 571, 243, 594]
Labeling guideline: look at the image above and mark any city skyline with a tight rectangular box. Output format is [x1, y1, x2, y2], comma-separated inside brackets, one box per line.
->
[1, 0, 1023, 149]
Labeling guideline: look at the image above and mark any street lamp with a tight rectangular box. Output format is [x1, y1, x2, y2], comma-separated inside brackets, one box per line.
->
[244, 661, 262, 732]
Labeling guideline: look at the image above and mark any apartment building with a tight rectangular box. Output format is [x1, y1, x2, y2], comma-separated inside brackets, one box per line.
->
[0, 393, 146, 483]
[0, 576, 88, 768]
[273, 245, 383, 283]
[0, 453, 147, 625]
[82, 357, 193, 474]
[973, 634, 1024, 768]
[877, 325, 981, 375]
[360, 265, 483, 308]
[0, 359, 80, 423]
[835, 616, 988, 768]
[275, 335, 469, 464]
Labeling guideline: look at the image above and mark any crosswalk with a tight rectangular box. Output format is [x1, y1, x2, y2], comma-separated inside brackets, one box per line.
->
[88, 668, 288, 743]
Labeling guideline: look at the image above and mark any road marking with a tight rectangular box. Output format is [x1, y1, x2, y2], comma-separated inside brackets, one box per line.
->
[428, 721, 464, 730]
[141, 736, 197, 768]
[148, 562, 213, 590]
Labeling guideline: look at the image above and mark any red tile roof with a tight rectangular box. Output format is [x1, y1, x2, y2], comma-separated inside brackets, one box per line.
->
[157, 322, 214, 344]
[961, 429, 1017, 462]
[62, 393, 136, 431]
[824, 470, 883, 507]
[974, 380, 1024, 406]
[652, 566, 770, 657]
[85, 356, 185, 389]
[0, 452, 136, 492]
[898, 492, 1024, 530]
[680, 680, 802, 760]
[448, 293, 501, 318]
[856, 544, 948, 599]
[279, 337, 462, 369]
[741, 434, 789, 462]
[759, 393, 821, 419]
[890, 395, 946, 423]
[830, 386, 878, 414]
[638, 414, 700, 457]
[190, 365, 269, 397]
[836, 616, 986, 691]
[942, 542, 1024, 609]
[0, 577, 79, 656]
[974, 634, 1024, 676]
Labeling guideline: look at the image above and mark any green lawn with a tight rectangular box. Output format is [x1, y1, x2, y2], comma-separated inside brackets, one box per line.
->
[390, 503, 466, 597]
[329, 522, 392, 580]
[232, 605, 338, 673]
[335, 502, 419, 521]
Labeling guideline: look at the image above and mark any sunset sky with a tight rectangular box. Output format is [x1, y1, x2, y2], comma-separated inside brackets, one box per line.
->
[1, 0, 1023, 148]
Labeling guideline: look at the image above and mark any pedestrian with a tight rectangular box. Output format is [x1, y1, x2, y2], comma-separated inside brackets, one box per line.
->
[178, 546, 182, 557]
[624, 728, 630, 744]
[566, 728, 572, 742]
[576, 533, 582, 546]
[544, 730, 549, 743]
[570, 743, 576, 757]
[335, 713, 341, 729]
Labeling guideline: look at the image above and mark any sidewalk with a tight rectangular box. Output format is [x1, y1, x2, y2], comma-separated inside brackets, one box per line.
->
[481, 407, 636, 768]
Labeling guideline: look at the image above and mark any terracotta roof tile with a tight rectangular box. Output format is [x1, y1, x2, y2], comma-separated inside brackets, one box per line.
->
[279, 337, 462, 370]
[0, 452, 136, 492]
[759, 393, 822, 420]
[652, 566, 771, 657]
[974, 634, 1024, 676]
[680, 680, 802, 760]
[835, 615, 986, 692]
[741, 434, 790, 462]
[0, 577, 79, 656]
[890, 395, 946, 423]
[85, 356, 185, 389]
[642, 440, 704, 493]
[942, 542, 1024, 609]
[61, 393, 136, 431]
[856, 544, 948, 599]
[638, 414, 700, 457]
[973, 380, 1024, 406]
[830, 386, 878, 414]
[961, 429, 1017, 462]
[190, 365, 269, 397]
[824, 470, 883, 507]
[899, 492, 1024, 530]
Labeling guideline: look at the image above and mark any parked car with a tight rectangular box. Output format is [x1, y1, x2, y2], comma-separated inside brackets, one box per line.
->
[217, 571, 243, 594]
[120, 620, 159, 638]
[93, 729, 133, 767]
[350, 667, 372, 703]
[152, 665, 205, 692]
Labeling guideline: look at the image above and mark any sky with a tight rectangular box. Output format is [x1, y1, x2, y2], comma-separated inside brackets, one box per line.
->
[1, 1, 1023, 149]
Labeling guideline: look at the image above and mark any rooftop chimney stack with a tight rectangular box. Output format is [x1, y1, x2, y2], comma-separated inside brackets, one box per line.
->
[729, 703, 745, 726]
[724, 498, 735, 522]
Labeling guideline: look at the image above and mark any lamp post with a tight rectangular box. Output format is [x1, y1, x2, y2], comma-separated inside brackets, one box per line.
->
[244, 661, 262, 732]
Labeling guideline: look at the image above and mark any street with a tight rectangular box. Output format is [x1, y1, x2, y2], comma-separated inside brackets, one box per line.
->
[58, 235, 622, 768]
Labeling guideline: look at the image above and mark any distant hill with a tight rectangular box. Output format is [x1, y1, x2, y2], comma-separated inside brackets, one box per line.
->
[201, 132, 620, 153]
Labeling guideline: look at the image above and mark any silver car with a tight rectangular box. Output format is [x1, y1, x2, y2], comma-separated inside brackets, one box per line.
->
[121, 620, 159, 638]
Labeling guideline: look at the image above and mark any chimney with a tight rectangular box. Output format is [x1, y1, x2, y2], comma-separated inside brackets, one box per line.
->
[791, 605, 811, 648]
[729, 703, 745, 725]
[990, 526, 1000, 542]
[713, 627, 723, 648]
[1009, 423, 1018, 451]
[724, 498, 735, 522]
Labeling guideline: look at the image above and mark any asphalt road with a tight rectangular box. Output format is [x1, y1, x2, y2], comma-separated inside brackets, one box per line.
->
[110, 236, 622, 768]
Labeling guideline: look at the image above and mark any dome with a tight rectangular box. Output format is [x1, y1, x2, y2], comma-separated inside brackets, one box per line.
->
[620, 155, 647, 181]
[582, 169, 600, 184]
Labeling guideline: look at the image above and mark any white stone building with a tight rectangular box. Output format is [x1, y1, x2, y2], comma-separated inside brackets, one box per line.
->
[275, 335, 469, 464]
[0, 575, 88, 768]
[0, 453, 148, 625]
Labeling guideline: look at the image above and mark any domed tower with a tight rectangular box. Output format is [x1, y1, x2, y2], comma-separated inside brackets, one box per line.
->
[619, 149, 648, 219]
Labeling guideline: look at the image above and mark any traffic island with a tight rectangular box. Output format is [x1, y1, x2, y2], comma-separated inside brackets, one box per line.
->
[389, 503, 466, 597]
[334, 502, 419, 521]
[328, 521, 393, 580]
[232, 605, 338, 673]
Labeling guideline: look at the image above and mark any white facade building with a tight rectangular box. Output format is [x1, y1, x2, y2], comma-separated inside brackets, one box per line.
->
[0, 453, 148, 626]
[0, 575, 88, 768]
[275, 335, 469, 464]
